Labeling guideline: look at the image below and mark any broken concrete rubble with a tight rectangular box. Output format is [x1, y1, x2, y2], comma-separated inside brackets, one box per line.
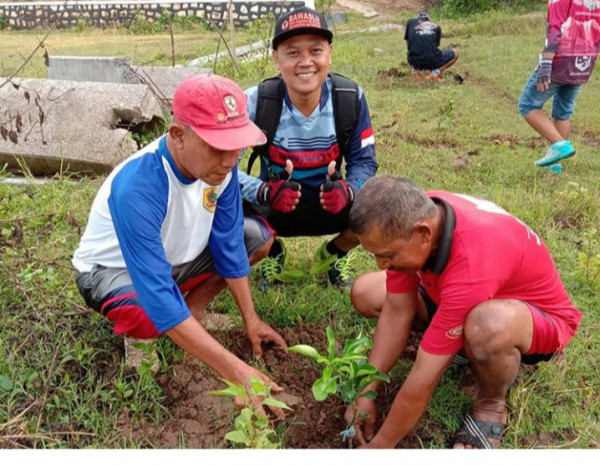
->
[0, 77, 164, 176]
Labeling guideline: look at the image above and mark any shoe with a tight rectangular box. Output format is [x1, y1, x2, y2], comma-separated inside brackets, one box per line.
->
[410, 67, 422, 80]
[259, 237, 286, 282]
[124, 336, 159, 374]
[425, 69, 441, 82]
[314, 241, 356, 288]
[534, 140, 575, 167]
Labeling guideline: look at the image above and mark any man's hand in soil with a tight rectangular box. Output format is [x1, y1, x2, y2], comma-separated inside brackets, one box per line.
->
[234, 368, 286, 420]
[245, 318, 288, 359]
[344, 396, 377, 446]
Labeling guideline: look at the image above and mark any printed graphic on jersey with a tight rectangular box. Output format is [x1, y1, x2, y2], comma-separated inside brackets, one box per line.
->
[445, 325, 464, 340]
[203, 187, 218, 212]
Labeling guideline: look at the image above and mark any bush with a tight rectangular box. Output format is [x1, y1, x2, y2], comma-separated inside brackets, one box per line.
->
[0, 13, 6, 31]
[435, 0, 543, 17]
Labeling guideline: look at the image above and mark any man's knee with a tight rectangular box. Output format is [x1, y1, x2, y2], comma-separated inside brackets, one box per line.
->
[464, 301, 518, 362]
[350, 274, 380, 318]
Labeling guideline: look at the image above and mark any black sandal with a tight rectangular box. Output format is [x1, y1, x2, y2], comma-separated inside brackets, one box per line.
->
[453, 413, 506, 449]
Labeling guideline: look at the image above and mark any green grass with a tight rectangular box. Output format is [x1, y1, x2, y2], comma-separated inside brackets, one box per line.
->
[2, 5, 600, 448]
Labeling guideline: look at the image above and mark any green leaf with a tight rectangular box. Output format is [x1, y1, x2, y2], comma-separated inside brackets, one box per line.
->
[0, 375, 13, 392]
[272, 269, 309, 283]
[361, 390, 378, 400]
[326, 327, 336, 359]
[288, 344, 322, 360]
[342, 335, 372, 357]
[309, 255, 337, 275]
[312, 376, 337, 401]
[225, 430, 248, 444]
[262, 398, 291, 410]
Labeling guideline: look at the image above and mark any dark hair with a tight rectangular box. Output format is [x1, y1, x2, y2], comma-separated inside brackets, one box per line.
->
[349, 175, 437, 241]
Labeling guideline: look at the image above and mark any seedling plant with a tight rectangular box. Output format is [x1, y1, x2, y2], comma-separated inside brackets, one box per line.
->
[211, 376, 290, 449]
[289, 327, 390, 446]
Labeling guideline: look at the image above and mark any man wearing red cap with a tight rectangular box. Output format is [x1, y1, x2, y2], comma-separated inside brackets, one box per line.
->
[72, 74, 287, 415]
[239, 6, 378, 288]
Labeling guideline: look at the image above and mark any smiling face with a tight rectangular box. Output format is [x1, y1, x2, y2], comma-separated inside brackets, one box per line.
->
[357, 224, 433, 274]
[272, 34, 332, 104]
[169, 124, 240, 186]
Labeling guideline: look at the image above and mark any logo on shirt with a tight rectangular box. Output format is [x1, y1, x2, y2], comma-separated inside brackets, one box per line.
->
[445, 325, 464, 340]
[203, 187, 218, 213]
[583, 0, 600, 11]
[575, 55, 592, 72]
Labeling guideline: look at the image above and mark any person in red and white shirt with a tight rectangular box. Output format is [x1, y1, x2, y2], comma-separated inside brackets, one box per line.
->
[344, 175, 581, 449]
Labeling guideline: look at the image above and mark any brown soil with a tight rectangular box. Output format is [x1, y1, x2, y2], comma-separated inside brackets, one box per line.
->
[124, 323, 479, 449]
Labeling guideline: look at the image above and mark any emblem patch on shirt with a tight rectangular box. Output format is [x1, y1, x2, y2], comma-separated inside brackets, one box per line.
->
[203, 187, 218, 213]
[445, 325, 464, 340]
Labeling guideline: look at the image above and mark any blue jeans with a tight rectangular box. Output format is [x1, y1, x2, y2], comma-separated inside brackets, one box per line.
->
[518, 70, 582, 120]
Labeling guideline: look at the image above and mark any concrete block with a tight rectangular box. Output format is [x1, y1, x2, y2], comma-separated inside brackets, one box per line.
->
[0, 78, 164, 176]
[47, 55, 210, 102]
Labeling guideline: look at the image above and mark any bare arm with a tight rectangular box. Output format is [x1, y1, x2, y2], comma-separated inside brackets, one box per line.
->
[166, 316, 286, 418]
[367, 348, 453, 448]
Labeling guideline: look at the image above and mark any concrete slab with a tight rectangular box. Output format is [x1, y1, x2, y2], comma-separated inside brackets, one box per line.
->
[0, 77, 164, 176]
[48, 56, 210, 103]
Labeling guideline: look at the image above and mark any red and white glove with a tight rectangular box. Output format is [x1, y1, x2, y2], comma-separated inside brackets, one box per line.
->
[320, 161, 354, 214]
[257, 160, 301, 213]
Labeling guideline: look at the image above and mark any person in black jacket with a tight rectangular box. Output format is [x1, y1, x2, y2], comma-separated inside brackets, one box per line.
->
[405, 11, 459, 81]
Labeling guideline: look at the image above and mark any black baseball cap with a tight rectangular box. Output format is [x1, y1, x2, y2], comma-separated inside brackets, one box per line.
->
[272, 7, 333, 50]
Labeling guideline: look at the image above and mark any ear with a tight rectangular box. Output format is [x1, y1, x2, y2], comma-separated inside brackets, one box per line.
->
[169, 123, 185, 147]
[272, 50, 280, 69]
[413, 221, 433, 244]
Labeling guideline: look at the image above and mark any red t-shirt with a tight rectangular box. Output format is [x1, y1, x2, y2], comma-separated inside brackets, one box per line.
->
[386, 191, 582, 356]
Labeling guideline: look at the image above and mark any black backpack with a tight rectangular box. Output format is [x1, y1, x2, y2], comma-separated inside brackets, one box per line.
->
[246, 72, 360, 177]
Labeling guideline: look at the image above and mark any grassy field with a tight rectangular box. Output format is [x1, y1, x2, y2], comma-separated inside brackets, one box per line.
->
[1, 4, 600, 449]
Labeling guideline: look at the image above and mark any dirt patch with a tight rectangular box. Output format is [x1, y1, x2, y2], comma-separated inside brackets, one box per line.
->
[119, 323, 483, 448]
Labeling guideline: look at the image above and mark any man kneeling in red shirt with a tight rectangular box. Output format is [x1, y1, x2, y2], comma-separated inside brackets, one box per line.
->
[344, 175, 581, 449]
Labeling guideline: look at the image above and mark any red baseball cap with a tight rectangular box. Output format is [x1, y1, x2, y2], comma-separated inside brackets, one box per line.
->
[172, 74, 266, 151]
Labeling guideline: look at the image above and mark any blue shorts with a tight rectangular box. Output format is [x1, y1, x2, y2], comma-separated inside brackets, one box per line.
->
[518, 70, 582, 120]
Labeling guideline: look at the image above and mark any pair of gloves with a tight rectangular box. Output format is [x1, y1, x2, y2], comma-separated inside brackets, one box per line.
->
[257, 160, 353, 214]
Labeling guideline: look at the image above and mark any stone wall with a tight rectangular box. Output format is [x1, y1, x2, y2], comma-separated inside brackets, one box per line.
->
[0, 0, 310, 30]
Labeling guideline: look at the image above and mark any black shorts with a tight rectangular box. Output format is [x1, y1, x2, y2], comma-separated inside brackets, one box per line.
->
[244, 201, 351, 237]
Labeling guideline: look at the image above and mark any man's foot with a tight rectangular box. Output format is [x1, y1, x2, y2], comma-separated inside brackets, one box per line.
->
[535, 140, 575, 167]
[259, 237, 286, 282]
[124, 336, 159, 374]
[410, 67, 422, 80]
[452, 413, 506, 449]
[314, 241, 356, 289]
[425, 69, 442, 82]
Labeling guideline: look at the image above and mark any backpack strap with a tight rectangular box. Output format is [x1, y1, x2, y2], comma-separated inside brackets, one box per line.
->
[246, 75, 284, 175]
[330, 72, 360, 172]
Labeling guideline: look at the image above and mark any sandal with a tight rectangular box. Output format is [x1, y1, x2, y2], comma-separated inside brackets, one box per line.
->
[453, 413, 506, 449]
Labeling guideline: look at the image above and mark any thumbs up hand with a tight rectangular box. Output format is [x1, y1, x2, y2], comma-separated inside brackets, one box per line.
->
[257, 160, 301, 212]
[320, 161, 354, 214]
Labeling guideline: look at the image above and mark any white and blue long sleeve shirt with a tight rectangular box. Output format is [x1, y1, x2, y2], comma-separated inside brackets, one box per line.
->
[72, 135, 249, 332]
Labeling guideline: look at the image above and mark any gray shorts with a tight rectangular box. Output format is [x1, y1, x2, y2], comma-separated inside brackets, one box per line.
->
[76, 217, 271, 313]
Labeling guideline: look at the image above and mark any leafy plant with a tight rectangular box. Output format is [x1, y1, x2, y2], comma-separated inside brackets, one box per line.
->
[575, 229, 600, 287]
[289, 328, 390, 444]
[211, 377, 290, 448]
